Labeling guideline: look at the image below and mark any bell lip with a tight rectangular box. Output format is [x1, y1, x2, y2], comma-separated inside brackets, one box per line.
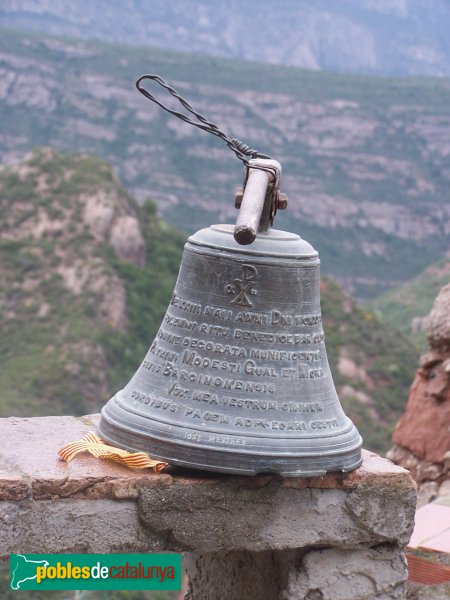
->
[98, 410, 363, 477]
[187, 224, 319, 260]
[155, 452, 365, 477]
[98, 396, 363, 476]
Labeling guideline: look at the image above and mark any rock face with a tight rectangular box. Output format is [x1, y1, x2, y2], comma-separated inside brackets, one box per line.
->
[0, 148, 144, 329]
[3, 0, 450, 77]
[427, 283, 450, 352]
[2, 28, 450, 299]
[0, 149, 149, 416]
[392, 351, 450, 464]
[388, 283, 450, 507]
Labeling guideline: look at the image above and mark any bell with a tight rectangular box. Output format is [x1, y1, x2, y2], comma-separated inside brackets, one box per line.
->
[99, 159, 362, 476]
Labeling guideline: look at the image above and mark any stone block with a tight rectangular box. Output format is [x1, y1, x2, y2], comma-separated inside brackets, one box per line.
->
[138, 476, 416, 552]
[282, 545, 407, 600]
[0, 499, 160, 555]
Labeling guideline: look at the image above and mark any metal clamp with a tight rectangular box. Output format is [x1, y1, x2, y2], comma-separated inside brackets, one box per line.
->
[234, 159, 287, 245]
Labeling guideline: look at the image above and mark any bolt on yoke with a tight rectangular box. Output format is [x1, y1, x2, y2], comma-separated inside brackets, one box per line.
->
[234, 159, 288, 245]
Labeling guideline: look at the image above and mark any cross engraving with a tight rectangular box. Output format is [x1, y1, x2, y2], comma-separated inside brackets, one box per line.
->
[226, 264, 258, 307]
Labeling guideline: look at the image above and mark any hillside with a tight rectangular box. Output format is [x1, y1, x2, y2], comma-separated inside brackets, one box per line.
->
[0, 148, 185, 418]
[369, 258, 450, 352]
[319, 277, 418, 451]
[0, 149, 418, 452]
[1, 28, 450, 299]
[2, 0, 450, 77]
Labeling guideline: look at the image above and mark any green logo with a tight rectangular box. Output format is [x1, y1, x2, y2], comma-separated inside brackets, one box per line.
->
[10, 554, 182, 591]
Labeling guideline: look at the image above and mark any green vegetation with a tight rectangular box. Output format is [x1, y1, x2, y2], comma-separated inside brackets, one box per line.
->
[100, 201, 184, 393]
[321, 277, 418, 451]
[369, 258, 450, 352]
[278, 214, 446, 299]
[2, 27, 450, 109]
[0, 149, 183, 418]
[1, 27, 449, 299]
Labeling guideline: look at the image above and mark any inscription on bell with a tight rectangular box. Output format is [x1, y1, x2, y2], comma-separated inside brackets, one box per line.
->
[153, 271, 330, 418]
[226, 264, 258, 307]
[99, 224, 363, 476]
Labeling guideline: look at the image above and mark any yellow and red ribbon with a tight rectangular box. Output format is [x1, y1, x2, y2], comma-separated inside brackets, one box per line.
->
[58, 431, 167, 473]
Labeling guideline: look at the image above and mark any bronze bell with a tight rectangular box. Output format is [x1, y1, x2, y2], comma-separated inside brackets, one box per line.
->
[99, 159, 362, 476]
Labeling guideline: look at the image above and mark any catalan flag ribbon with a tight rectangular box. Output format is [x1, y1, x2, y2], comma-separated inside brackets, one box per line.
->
[58, 432, 167, 472]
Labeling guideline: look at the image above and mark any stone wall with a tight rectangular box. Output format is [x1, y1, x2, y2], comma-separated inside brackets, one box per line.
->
[0, 415, 416, 599]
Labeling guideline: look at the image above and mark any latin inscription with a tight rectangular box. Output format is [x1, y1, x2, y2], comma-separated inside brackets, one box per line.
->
[131, 389, 177, 412]
[235, 311, 267, 325]
[149, 341, 178, 363]
[178, 305, 322, 329]
[281, 401, 323, 413]
[184, 407, 230, 424]
[131, 387, 337, 432]
[162, 363, 276, 393]
[183, 337, 246, 357]
[157, 328, 182, 345]
[197, 324, 230, 337]
[162, 307, 322, 338]
[235, 417, 307, 430]
[138, 285, 332, 436]
[142, 360, 162, 373]
[204, 305, 233, 321]
[234, 417, 338, 430]
[182, 350, 241, 373]
[223, 397, 277, 410]
[167, 382, 190, 398]
[271, 311, 321, 326]
[243, 360, 278, 378]
[170, 294, 202, 315]
[249, 349, 321, 362]
[164, 314, 197, 330]
[234, 329, 324, 344]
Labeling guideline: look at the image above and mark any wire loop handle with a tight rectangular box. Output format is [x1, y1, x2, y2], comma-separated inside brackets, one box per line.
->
[136, 74, 274, 175]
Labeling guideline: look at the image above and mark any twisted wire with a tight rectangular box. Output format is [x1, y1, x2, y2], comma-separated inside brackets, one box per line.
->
[135, 74, 274, 176]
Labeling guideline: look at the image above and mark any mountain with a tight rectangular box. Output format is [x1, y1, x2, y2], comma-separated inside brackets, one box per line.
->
[0, 147, 185, 417]
[1, 28, 450, 299]
[2, 0, 450, 77]
[319, 277, 417, 452]
[0, 149, 418, 452]
[369, 258, 450, 352]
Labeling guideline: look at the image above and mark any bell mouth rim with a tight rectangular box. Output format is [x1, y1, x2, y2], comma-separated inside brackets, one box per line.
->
[99, 396, 363, 468]
[98, 405, 363, 477]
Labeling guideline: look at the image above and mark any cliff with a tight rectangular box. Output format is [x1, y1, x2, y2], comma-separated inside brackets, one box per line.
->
[388, 283, 450, 506]
[1, 28, 450, 298]
[2, 0, 450, 77]
[0, 148, 184, 418]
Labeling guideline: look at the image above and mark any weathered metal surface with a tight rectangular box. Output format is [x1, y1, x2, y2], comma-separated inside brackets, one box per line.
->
[99, 224, 362, 476]
[234, 159, 278, 243]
